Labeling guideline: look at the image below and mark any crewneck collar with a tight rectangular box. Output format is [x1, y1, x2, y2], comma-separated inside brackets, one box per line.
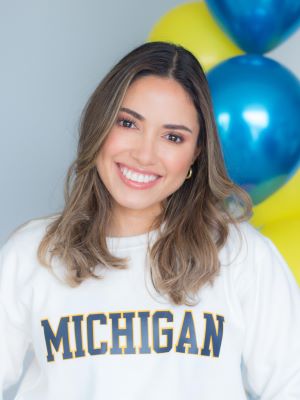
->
[106, 228, 159, 251]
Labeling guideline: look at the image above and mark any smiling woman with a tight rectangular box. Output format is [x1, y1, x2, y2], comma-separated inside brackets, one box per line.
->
[1, 42, 300, 399]
[95, 75, 201, 236]
[37, 41, 252, 301]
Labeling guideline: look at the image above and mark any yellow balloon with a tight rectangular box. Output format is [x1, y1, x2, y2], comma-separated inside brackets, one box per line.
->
[147, 1, 243, 72]
[251, 169, 300, 228]
[260, 219, 300, 286]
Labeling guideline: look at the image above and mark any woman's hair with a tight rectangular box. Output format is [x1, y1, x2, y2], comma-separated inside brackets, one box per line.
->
[38, 41, 253, 305]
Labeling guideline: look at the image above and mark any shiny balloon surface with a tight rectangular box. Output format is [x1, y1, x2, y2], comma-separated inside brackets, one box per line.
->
[205, 0, 300, 53]
[207, 55, 300, 204]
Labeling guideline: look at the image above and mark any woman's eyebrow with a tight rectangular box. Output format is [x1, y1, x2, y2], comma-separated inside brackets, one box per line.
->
[120, 107, 145, 121]
[164, 124, 192, 134]
[119, 107, 193, 134]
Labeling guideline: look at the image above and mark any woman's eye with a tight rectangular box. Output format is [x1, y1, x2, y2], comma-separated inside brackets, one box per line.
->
[166, 133, 184, 144]
[117, 118, 136, 129]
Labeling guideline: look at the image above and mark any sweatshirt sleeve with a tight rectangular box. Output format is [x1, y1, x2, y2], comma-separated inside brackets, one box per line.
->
[239, 229, 300, 399]
[0, 235, 31, 395]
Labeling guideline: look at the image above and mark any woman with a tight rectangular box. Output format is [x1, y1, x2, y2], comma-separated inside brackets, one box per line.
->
[1, 42, 299, 399]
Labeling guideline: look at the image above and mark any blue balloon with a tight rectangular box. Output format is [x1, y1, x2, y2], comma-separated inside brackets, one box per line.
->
[207, 55, 300, 205]
[205, 0, 300, 53]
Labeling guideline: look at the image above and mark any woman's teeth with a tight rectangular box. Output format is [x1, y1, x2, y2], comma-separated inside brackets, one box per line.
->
[119, 166, 159, 183]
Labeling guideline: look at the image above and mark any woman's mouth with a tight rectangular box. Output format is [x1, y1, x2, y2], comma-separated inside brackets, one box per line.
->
[116, 163, 162, 190]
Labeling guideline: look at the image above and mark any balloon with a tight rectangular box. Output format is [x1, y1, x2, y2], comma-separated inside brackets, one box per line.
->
[205, 0, 300, 53]
[260, 219, 300, 286]
[251, 168, 300, 228]
[207, 55, 300, 205]
[148, 2, 243, 72]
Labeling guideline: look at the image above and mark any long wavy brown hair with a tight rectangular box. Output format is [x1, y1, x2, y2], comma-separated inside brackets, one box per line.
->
[38, 41, 253, 305]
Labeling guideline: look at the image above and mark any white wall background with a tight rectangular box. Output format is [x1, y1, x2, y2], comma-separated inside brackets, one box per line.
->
[0, 1, 299, 399]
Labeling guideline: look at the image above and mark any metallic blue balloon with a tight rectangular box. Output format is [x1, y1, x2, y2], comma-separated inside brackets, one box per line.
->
[205, 0, 300, 53]
[207, 55, 300, 205]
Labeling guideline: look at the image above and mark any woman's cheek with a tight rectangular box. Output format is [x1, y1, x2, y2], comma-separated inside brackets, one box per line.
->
[103, 129, 129, 152]
[162, 145, 194, 172]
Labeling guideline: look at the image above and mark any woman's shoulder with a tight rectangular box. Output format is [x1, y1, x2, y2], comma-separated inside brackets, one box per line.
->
[220, 221, 271, 265]
[0, 215, 60, 289]
[1, 214, 60, 256]
[228, 220, 269, 243]
[219, 220, 291, 284]
[220, 220, 299, 295]
[0, 216, 63, 311]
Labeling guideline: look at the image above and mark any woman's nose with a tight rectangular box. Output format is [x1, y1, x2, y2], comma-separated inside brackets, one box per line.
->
[130, 132, 158, 165]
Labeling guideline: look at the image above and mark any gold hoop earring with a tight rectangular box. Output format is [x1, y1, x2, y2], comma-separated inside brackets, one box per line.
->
[185, 167, 193, 180]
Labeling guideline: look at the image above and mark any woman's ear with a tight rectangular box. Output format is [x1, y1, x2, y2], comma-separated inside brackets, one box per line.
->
[192, 146, 201, 163]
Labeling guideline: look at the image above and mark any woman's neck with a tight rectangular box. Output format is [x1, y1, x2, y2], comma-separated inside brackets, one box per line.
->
[107, 206, 162, 237]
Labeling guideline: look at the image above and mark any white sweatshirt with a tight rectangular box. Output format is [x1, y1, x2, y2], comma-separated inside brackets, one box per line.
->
[0, 216, 299, 400]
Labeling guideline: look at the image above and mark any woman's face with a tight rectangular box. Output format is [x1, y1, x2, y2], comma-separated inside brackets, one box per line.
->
[96, 75, 200, 226]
